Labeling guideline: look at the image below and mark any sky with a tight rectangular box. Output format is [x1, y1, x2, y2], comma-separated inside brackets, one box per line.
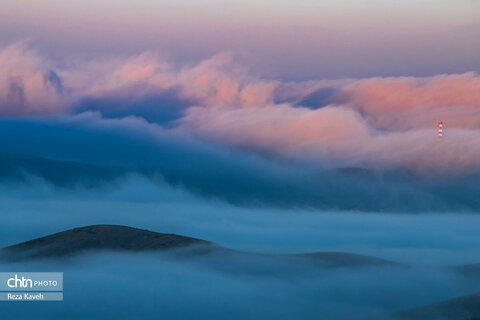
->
[0, 0, 479, 79]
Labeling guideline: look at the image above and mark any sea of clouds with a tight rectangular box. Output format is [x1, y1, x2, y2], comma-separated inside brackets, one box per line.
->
[0, 181, 480, 320]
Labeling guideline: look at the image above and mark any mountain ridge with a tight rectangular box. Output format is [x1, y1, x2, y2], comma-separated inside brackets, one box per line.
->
[0, 224, 399, 269]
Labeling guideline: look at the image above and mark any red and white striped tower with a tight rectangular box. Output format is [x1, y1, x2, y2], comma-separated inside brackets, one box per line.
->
[438, 121, 443, 139]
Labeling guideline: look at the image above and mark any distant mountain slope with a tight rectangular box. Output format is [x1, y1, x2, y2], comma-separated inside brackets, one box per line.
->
[0, 225, 398, 269]
[394, 292, 480, 320]
[0, 154, 128, 188]
[450, 263, 480, 279]
[0, 225, 211, 261]
[294, 251, 398, 268]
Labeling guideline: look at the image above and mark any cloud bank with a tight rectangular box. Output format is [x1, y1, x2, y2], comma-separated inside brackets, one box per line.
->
[1, 41, 480, 211]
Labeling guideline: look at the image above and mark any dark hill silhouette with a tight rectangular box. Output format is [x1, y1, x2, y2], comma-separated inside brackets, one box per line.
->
[393, 292, 480, 320]
[0, 225, 211, 261]
[0, 225, 399, 269]
[450, 263, 480, 279]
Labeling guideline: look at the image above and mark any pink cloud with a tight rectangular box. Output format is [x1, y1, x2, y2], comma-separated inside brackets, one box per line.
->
[333, 73, 480, 131]
[65, 51, 279, 109]
[341, 73, 480, 112]
[180, 103, 480, 173]
[0, 41, 66, 115]
[180, 105, 371, 165]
